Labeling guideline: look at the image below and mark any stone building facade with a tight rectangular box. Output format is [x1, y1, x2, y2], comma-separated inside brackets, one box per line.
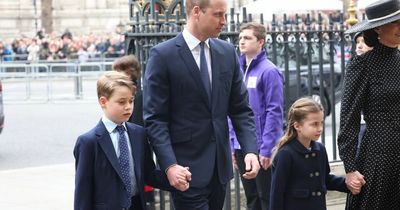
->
[0, 0, 130, 39]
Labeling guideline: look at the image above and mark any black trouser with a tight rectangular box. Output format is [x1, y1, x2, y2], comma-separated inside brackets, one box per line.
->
[235, 149, 271, 210]
[171, 166, 227, 210]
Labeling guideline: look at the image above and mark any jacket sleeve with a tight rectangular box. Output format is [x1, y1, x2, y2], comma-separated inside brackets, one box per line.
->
[73, 136, 94, 210]
[143, 47, 177, 172]
[259, 68, 284, 157]
[337, 56, 368, 173]
[322, 145, 348, 193]
[143, 136, 173, 191]
[270, 149, 292, 210]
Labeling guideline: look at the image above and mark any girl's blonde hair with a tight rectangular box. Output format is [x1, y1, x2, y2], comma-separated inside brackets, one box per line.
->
[272, 97, 323, 158]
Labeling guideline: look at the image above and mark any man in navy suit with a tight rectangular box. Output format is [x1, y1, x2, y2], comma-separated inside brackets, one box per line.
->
[143, 0, 260, 209]
[74, 71, 173, 210]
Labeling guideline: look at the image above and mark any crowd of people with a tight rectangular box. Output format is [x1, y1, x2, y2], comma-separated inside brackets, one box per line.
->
[0, 30, 125, 62]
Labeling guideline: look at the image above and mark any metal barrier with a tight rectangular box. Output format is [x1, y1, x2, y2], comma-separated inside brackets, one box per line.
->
[0, 61, 112, 101]
[0, 52, 124, 64]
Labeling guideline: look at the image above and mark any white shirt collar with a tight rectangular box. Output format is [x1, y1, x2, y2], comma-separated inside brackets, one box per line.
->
[101, 115, 127, 134]
[182, 28, 210, 50]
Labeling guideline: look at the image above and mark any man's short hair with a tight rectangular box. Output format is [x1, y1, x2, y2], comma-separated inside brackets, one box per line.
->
[240, 22, 266, 43]
[185, 0, 210, 16]
[97, 71, 135, 99]
[112, 55, 141, 84]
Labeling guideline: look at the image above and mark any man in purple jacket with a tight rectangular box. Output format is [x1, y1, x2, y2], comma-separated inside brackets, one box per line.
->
[230, 22, 284, 210]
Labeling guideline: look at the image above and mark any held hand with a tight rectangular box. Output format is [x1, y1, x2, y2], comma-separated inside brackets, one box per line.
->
[259, 155, 271, 170]
[232, 154, 238, 170]
[166, 164, 192, 191]
[243, 153, 260, 179]
[345, 171, 366, 195]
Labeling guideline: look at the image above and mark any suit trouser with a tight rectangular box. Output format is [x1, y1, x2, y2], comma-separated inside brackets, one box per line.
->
[128, 195, 143, 210]
[170, 165, 227, 210]
[235, 149, 271, 210]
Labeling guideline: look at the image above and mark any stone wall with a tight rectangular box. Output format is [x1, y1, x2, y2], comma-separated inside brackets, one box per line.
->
[0, 0, 129, 39]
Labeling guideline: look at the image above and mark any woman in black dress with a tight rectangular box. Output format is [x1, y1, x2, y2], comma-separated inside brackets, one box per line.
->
[338, 0, 400, 209]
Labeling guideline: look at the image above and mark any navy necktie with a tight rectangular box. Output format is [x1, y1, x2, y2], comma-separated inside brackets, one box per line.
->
[116, 125, 133, 208]
[200, 41, 211, 102]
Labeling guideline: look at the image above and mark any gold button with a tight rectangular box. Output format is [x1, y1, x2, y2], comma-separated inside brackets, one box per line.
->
[315, 172, 320, 176]
[317, 191, 322, 196]
[305, 154, 309, 158]
[310, 173, 314, 177]
[311, 153, 316, 157]
[312, 192, 316, 196]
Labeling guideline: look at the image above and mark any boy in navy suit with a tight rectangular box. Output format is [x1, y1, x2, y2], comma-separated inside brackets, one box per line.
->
[73, 71, 187, 210]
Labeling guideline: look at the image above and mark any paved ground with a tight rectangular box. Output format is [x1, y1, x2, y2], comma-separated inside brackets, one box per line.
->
[0, 163, 74, 210]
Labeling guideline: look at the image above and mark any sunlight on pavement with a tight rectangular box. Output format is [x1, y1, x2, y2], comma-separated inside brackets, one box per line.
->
[0, 163, 74, 210]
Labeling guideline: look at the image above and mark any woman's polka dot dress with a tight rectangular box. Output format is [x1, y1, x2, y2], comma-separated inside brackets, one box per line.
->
[338, 43, 400, 210]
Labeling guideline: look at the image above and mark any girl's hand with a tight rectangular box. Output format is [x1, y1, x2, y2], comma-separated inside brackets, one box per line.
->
[345, 171, 366, 195]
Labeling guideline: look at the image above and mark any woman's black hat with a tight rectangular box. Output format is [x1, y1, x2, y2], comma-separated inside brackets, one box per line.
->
[346, 0, 400, 33]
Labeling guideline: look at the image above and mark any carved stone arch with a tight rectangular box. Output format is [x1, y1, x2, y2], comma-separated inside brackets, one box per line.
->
[154, 1, 167, 14]
[142, 2, 151, 15]
[168, 1, 184, 16]
[141, 0, 167, 15]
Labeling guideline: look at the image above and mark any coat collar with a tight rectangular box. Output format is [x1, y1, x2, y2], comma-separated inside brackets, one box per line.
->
[95, 120, 124, 181]
[288, 138, 321, 154]
[95, 120, 142, 183]
[239, 49, 267, 71]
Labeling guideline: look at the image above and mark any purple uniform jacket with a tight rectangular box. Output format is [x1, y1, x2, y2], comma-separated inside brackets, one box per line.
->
[229, 49, 284, 157]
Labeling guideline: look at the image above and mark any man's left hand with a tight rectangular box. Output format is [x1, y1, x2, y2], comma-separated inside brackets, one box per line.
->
[243, 153, 260, 179]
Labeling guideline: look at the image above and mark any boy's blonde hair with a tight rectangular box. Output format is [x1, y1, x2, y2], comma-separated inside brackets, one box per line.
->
[97, 71, 135, 99]
[272, 97, 323, 157]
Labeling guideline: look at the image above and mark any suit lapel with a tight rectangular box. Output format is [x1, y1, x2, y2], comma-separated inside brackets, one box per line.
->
[126, 123, 142, 184]
[176, 33, 211, 107]
[96, 121, 124, 181]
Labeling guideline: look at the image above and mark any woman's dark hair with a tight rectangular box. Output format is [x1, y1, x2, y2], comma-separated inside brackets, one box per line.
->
[363, 29, 379, 47]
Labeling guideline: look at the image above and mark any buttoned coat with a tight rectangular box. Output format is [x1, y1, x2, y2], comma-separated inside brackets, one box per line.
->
[74, 121, 169, 210]
[270, 139, 348, 210]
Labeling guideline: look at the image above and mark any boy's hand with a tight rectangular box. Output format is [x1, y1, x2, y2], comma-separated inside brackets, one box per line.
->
[242, 153, 260, 179]
[166, 164, 191, 191]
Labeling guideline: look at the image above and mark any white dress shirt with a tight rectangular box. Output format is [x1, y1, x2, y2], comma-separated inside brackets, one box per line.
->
[182, 28, 212, 84]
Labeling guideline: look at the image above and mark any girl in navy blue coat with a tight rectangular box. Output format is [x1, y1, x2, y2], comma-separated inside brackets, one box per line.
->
[270, 97, 350, 210]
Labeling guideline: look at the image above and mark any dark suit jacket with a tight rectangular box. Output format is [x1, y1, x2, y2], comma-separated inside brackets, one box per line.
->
[270, 139, 348, 210]
[130, 89, 144, 126]
[143, 33, 258, 188]
[73, 121, 169, 210]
